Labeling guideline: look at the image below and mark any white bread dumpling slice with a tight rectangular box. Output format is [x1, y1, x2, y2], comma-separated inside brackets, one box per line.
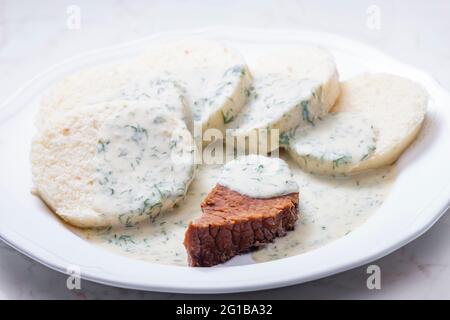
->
[39, 62, 139, 126]
[331, 73, 428, 172]
[38, 68, 192, 130]
[31, 100, 196, 228]
[285, 112, 378, 175]
[139, 40, 252, 143]
[226, 46, 340, 152]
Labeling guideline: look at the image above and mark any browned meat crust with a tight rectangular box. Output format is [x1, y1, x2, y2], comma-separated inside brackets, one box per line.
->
[183, 184, 299, 267]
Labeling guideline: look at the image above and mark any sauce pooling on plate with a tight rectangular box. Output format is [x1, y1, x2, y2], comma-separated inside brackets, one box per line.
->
[74, 154, 395, 266]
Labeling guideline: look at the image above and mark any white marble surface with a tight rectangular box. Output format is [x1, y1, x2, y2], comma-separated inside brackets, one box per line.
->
[1, 0, 449, 299]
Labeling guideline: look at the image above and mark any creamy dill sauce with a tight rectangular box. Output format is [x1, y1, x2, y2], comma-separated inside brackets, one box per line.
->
[218, 155, 298, 198]
[185, 64, 249, 124]
[286, 112, 378, 174]
[92, 103, 196, 226]
[75, 153, 395, 266]
[227, 74, 322, 135]
[139, 42, 252, 142]
[118, 78, 193, 129]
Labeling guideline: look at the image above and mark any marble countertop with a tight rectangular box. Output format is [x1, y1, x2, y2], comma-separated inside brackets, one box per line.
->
[1, 0, 449, 299]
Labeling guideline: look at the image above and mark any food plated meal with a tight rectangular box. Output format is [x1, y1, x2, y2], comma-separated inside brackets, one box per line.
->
[0, 27, 448, 293]
[30, 39, 428, 268]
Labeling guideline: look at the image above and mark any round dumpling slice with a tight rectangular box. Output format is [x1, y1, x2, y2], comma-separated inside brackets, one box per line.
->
[285, 112, 378, 175]
[226, 46, 340, 153]
[31, 100, 196, 228]
[39, 63, 192, 129]
[332, 73, 428, 171]
[39, 62, 137, 125]
[139, 40, 252, 143]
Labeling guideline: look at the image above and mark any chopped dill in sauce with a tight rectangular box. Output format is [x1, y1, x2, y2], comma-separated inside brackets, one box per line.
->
[74, 157, 395, 266]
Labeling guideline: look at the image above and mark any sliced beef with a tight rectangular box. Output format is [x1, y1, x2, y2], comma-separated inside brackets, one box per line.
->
[183, 184, 299, 267]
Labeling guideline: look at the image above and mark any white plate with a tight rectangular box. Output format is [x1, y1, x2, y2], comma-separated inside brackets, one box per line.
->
[1, 27, 450, 294]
